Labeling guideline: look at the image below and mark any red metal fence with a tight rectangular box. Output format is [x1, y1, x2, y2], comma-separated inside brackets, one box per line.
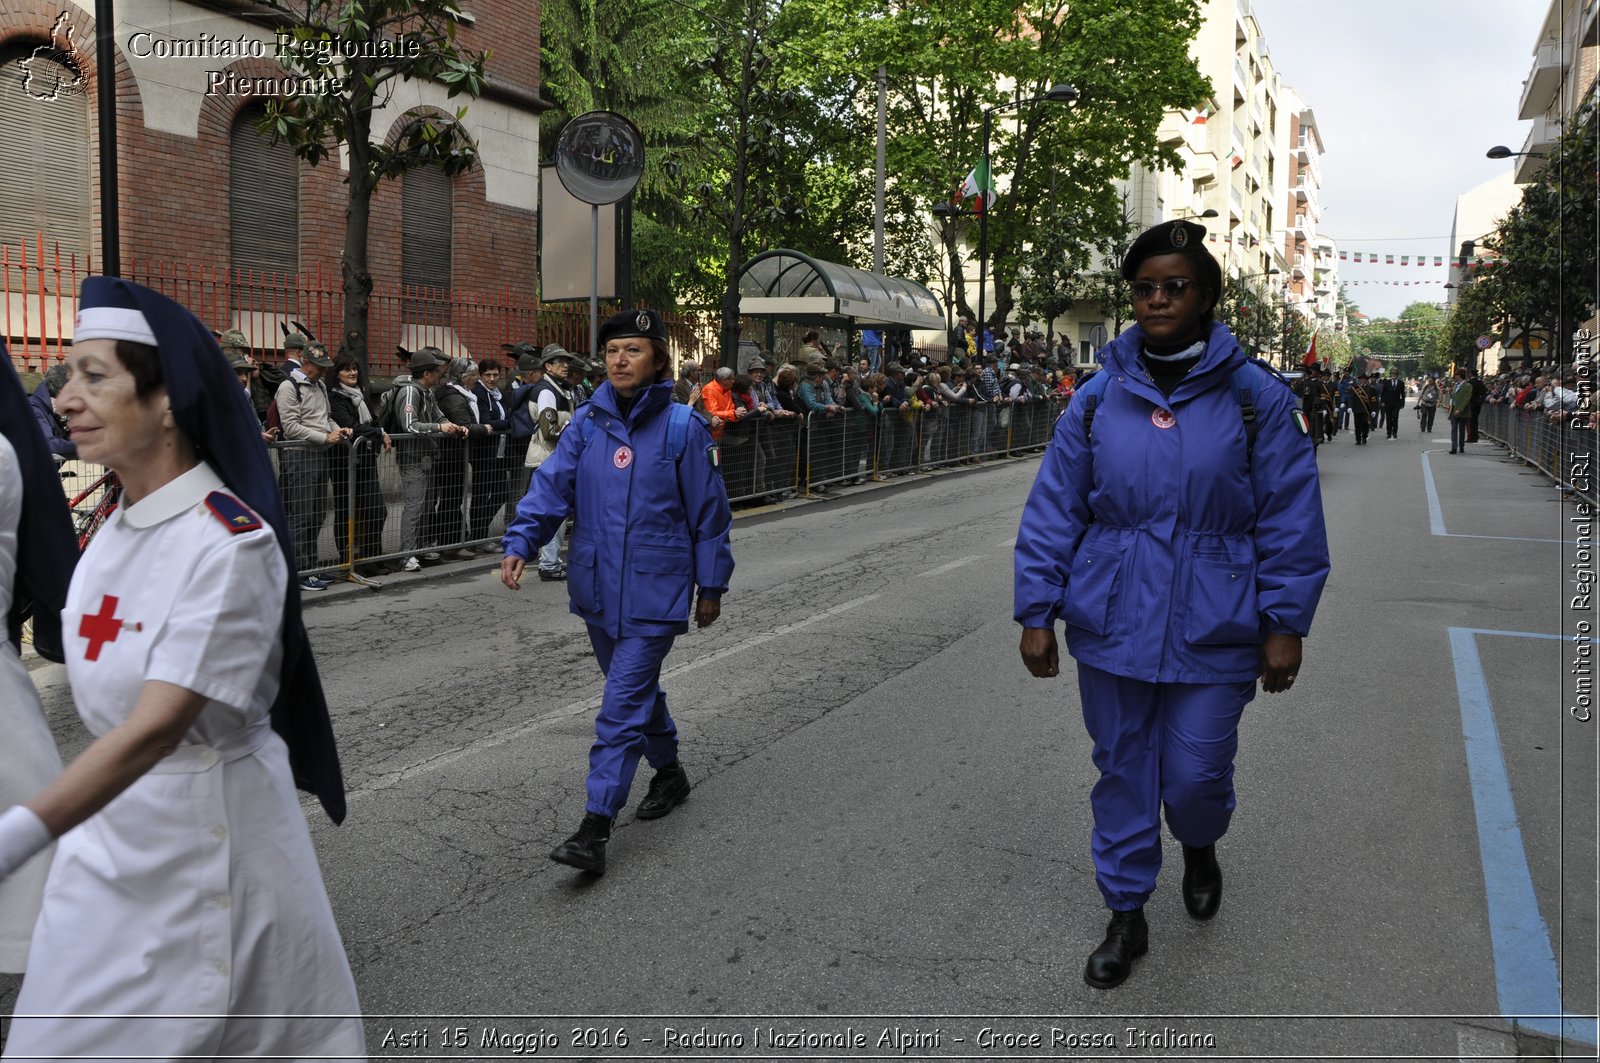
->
[2, 233, 742, 375]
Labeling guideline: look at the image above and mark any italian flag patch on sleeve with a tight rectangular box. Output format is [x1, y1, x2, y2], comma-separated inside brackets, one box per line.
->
[1291, 409, 1311, 436]
[707, 443, 721, 468]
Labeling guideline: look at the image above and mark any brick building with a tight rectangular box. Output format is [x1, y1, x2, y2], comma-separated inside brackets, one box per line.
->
[0, 0, 544, 370]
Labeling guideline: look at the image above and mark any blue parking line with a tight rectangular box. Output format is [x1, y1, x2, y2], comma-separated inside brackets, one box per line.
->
[1449, 627, 1599, 1046]
[1421, 452, 1571, 544]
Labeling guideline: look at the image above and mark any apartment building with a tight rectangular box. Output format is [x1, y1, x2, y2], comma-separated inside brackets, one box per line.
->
[1511, 0, 1598, 184]
[1047, 0, 1335, 366]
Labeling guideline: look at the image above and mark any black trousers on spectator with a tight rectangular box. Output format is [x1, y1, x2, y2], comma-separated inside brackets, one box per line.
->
[279, 447, 328, 572]
[1418, 405, 1437, 432]
[467, 455, 509, 541]
[1468, 406, 1482, 442]
[328, 444, 386, 563]
[722, 436, 757, 499]
[430, 441, 468, 547]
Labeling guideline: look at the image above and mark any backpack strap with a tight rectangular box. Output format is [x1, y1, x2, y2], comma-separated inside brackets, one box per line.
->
[576, 400, 697, 462]
[1231, 365, 1260, 460]
[1076, 372, 1111, 443]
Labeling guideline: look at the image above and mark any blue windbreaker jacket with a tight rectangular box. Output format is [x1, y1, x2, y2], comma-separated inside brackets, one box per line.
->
[503, 379, 734, 638]
[1014, 321, 1330, 683]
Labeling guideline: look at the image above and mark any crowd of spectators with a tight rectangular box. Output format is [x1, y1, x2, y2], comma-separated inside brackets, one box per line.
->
[670, 327, 1083, 499]
[41, 321, 1090, 582]
[1485, 368, 1586, 424]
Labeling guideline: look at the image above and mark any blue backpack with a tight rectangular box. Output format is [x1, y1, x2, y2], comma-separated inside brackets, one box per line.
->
[1077, 361, 1276, 460]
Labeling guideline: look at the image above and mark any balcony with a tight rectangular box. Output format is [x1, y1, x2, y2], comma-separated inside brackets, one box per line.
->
[1157, 112, 1187, 147]
[1518, 38, 1566, 120]
[1234, 57, 1248, 101]
[1186, 150, 1219, 185]
[1514, 115, 1562, 182]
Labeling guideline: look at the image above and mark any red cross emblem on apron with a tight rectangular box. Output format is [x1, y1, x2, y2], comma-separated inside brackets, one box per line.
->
[80, 594, 126, 661]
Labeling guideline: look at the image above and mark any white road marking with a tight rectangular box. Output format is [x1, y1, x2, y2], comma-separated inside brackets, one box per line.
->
[916, 555, 987, 578]
[344, 594, 881, 801]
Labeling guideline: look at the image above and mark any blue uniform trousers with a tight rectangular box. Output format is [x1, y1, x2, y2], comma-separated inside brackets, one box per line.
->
[1077, 663, 1255, 911]
[584, 627, 680, 817]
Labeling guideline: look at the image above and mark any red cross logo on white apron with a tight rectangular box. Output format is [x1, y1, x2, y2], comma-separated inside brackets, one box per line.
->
[80, 595, 123, 661]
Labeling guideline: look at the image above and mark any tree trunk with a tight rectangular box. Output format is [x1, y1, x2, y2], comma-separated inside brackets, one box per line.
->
[718, 22, 757, 370]
[342, 108, 376, 380]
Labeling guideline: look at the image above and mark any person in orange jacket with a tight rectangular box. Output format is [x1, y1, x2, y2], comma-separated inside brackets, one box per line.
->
[699, 366, 742, 440]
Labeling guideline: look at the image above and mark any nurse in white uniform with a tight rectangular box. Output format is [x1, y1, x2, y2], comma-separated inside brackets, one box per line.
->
[0, 279, 365, 1059]
[0, 346, 72, 973]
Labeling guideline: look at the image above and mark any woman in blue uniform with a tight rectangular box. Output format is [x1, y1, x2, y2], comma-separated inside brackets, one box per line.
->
[1014, 221, 1330, 989]
[501, 309, 734, 876]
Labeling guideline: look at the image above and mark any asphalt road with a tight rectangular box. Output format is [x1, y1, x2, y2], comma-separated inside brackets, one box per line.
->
[6, 418, 1596, 1060]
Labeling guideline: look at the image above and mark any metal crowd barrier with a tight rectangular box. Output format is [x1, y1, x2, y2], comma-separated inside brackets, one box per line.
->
[1479, 403, 1598, 506]
[241, 395, 1072, 581]
[268, 432, 513, 584]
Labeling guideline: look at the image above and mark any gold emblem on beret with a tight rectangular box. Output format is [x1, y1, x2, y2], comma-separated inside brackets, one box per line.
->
[1170, 223, 1189, 248]
[635, 312, 651, 332]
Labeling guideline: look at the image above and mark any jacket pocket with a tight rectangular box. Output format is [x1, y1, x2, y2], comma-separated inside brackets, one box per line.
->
[567, 538, 601, 615]
[1186, 557, 1261, 645]
[625, 543, 693, 623]
[1060, 545, 1124, 636]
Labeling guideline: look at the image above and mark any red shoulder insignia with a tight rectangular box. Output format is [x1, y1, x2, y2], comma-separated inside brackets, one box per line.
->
[203, 490, 263, 533]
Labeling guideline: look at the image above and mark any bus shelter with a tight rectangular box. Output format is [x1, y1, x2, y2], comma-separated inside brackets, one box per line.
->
[736, 249, 945, 366]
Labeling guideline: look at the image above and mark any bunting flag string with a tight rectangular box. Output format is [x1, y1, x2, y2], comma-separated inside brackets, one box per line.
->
[1201, 235, 1516, 271]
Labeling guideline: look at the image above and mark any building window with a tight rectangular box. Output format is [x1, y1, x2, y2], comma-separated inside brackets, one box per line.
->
[402, 163, 452, 324]
[229, 103, 299, 309]
[0, 45, 92, 284]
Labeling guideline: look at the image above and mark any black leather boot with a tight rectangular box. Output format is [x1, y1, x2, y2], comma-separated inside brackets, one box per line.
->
[1083, 908, 1148, 989]
[636, 762, 691, 820]
[550, 813, 612, 874]
[1181, 843, 1222, 920]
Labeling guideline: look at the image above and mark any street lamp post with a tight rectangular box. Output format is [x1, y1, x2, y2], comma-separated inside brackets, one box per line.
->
[974, 83, 1077, 347]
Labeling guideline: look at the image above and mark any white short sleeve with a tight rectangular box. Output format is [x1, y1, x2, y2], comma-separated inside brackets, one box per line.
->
[144, 526, 287, 710]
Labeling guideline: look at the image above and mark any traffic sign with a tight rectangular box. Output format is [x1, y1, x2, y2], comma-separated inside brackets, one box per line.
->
[1476, 335, 1493, 350]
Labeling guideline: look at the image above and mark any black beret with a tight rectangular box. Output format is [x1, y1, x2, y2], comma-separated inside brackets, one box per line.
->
[597, 308, 668, 350]
[1121, 220, 1210, 281]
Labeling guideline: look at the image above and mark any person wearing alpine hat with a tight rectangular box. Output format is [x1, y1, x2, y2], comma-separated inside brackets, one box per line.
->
[524, 342, 582, 582]
[0, 277, 362, 1055]
[1014, 219, 1329, 989]
[501, 308, 734, 876]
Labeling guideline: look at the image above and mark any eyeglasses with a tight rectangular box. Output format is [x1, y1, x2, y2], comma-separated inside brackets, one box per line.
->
[1130, 278, 1198, 302]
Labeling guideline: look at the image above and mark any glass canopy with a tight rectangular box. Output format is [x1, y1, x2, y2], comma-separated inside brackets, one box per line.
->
[737, 249, 945, 330]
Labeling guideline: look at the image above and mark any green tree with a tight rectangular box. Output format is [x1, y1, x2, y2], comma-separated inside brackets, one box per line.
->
[1479, 100, 1597, 363]
[260, 0, 488, 373]
[1436, 283, 1496, 371]
[539, 0, 716, 306]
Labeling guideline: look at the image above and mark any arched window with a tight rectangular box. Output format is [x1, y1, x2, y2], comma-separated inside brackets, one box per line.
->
[0, 44, 92, 282]
[229, 103, 299, 308]
[402, 163, 452, 323]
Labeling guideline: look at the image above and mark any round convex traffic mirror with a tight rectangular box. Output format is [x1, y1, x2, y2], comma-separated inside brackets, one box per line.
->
[554, 110, 645, 205]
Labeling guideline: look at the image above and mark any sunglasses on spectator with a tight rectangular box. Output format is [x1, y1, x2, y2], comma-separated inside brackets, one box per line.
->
[1130, 278, 1199, 301]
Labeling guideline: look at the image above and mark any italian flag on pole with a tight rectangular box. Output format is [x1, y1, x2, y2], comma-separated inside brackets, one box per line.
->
[960, 160, 996, 213]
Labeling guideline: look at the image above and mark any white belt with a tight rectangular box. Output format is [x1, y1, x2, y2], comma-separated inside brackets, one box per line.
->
[146, 721, 275, 775]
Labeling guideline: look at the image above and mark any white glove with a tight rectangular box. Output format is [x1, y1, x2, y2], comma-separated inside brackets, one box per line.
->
[0, 805, 52, 880]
